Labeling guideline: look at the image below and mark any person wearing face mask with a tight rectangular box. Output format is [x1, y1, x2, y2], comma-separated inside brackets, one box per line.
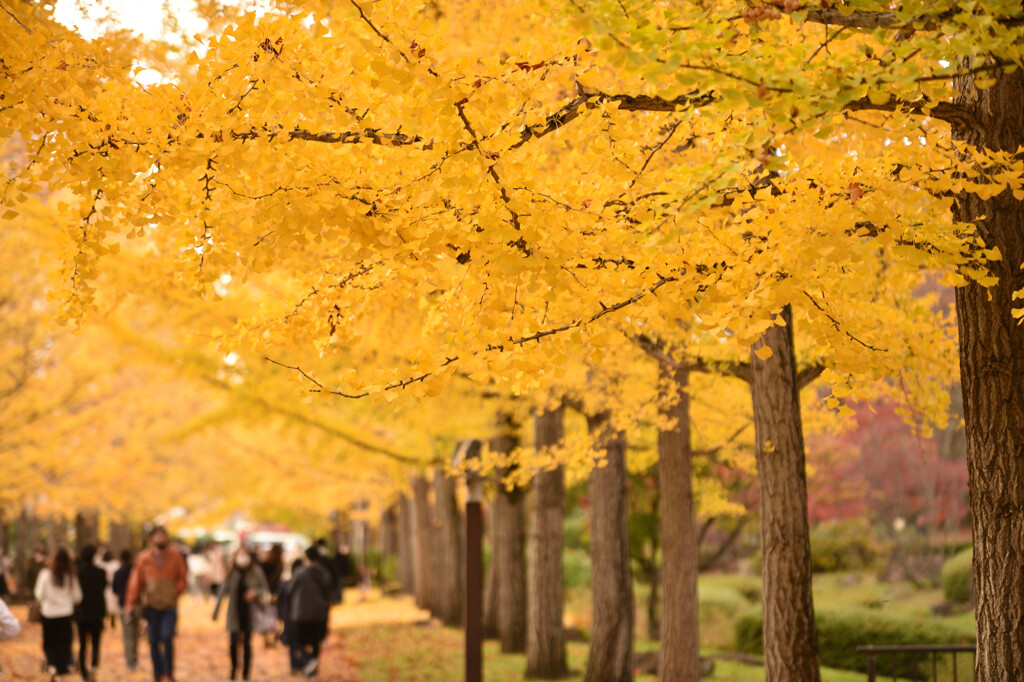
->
[212, 548, 269, 681]
[125, 526, 188, 682]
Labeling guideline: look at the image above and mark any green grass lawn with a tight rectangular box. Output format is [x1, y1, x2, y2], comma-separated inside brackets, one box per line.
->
[341, 571, 975, 681]
[342, 622, 920, 682]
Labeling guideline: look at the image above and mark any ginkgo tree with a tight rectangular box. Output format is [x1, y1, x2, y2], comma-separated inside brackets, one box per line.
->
[1, 0, 1020, 681]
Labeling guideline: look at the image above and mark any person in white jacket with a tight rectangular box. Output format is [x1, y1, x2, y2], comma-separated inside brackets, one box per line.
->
[34, 547, 82, 678]
[0, 596, 19, 641]
[0, 595, 20, 678]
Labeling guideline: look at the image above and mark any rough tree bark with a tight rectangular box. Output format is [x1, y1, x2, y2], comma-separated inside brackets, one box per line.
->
[952, 63, 1024, 682]
[108, 521, 133, 555]
[526, 406, 569, 679]
[331, 510, 349, 549]
[750, 305, 822, 682]
[433, 466, 464, 627]
[489, 414, 528, 653]
[658, 365, 701, 682]
[584, 411, 634, 682]
[14, 510, 35, 598]
[397, 492, 416, 594]
[74, 510, 99, 553]
[411, 474, 433, 611]
[48, 516, 67, 552]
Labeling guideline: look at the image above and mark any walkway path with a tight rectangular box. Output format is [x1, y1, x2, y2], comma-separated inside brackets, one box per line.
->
[0, 597, 367, 681]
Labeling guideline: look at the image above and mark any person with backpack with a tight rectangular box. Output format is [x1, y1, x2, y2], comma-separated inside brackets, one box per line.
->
[212, 547, 269, 681]
[34, 547, 82, 679]
[288, 547, 333, 678]
[75, 545, 107, 681]
[125, 527, 187, 682]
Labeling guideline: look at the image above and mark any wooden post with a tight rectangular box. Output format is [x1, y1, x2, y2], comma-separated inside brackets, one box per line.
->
[455, 439, 484, 682]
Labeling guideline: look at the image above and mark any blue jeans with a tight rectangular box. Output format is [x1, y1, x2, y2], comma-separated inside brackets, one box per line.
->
[145, 607, 177, 679]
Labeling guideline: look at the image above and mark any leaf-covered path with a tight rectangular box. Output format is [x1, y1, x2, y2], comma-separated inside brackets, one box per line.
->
[0, 594, 425, 682]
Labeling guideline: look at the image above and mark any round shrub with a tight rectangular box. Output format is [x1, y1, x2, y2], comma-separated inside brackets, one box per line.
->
[736, 605, 976, 677]
[698, 584, 749, 618]
[562, 547, 592, 593]
[734, 606, 764, 656]
[810, 520, 882, 573]
[941, 548, 973, 604]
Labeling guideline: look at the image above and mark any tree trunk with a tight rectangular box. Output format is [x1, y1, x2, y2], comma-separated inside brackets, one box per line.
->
[108, 521, 133, 555]
[490, 414, 528, 653]
[951, 64, 1024, 682]
[412, 474, 433, 611]
[526, 407, 569, 679]
[74, 510, 99, 553]
[397, 493, 416, 594]
[14, 510, 34, 598]
[433, 466, 463, 627]
[584, 411, 634, 682]
[331, 510, 349, 550]
[750, 305, 821, 682]
[48, 516, 68, 552]
[658, 365, 700, 682]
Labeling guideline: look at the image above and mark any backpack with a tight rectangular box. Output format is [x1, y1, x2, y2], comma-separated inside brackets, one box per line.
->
[143, 578, 177, 610]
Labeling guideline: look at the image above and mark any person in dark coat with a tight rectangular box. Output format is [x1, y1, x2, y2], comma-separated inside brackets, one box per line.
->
[288, 547, 332, 678]
[76, 545, 107, 680]
[313, 540, 338, 600]
[111, 550, 139, 670]
[276, 559, 304, 675]
[330, 545, 353, 604]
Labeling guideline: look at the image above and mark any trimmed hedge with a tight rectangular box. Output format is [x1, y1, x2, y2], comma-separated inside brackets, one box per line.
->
[941, 548, 973, 604]
[736, 605, 976, 677]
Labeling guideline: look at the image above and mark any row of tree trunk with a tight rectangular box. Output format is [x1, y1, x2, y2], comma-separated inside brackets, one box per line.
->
[0, 511, 139, 599]
[386, 304, 828, 682]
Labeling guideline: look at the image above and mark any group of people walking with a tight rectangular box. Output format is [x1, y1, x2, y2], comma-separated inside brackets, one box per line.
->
[24, 527, 183, 681]
[32, 544, 112, 680]
[214, 544, 338, 680]
[1, 526, 352, 681]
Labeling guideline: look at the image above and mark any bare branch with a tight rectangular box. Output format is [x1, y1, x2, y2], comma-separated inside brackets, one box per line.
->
[510, 88, 714, 151]
[803, 290, 887, 353]
[634, 334, 683, 368]
[791, 7, 943, 30]
[796, 363, 826, 389]
[232, 363, 432, 464]
[843, 96, 978, 130]
[699, 516, 750, 572]
[787, 6, 1022, 31]
[269, 274, 686, 400]
[0, 0, 31, 32]
[225, 127, 432, 148]
[488, 275, 679, 351]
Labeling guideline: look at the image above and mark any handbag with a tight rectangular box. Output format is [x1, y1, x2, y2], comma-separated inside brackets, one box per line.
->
[254, 604, 278, 634]
[27, 601, 41, 623]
